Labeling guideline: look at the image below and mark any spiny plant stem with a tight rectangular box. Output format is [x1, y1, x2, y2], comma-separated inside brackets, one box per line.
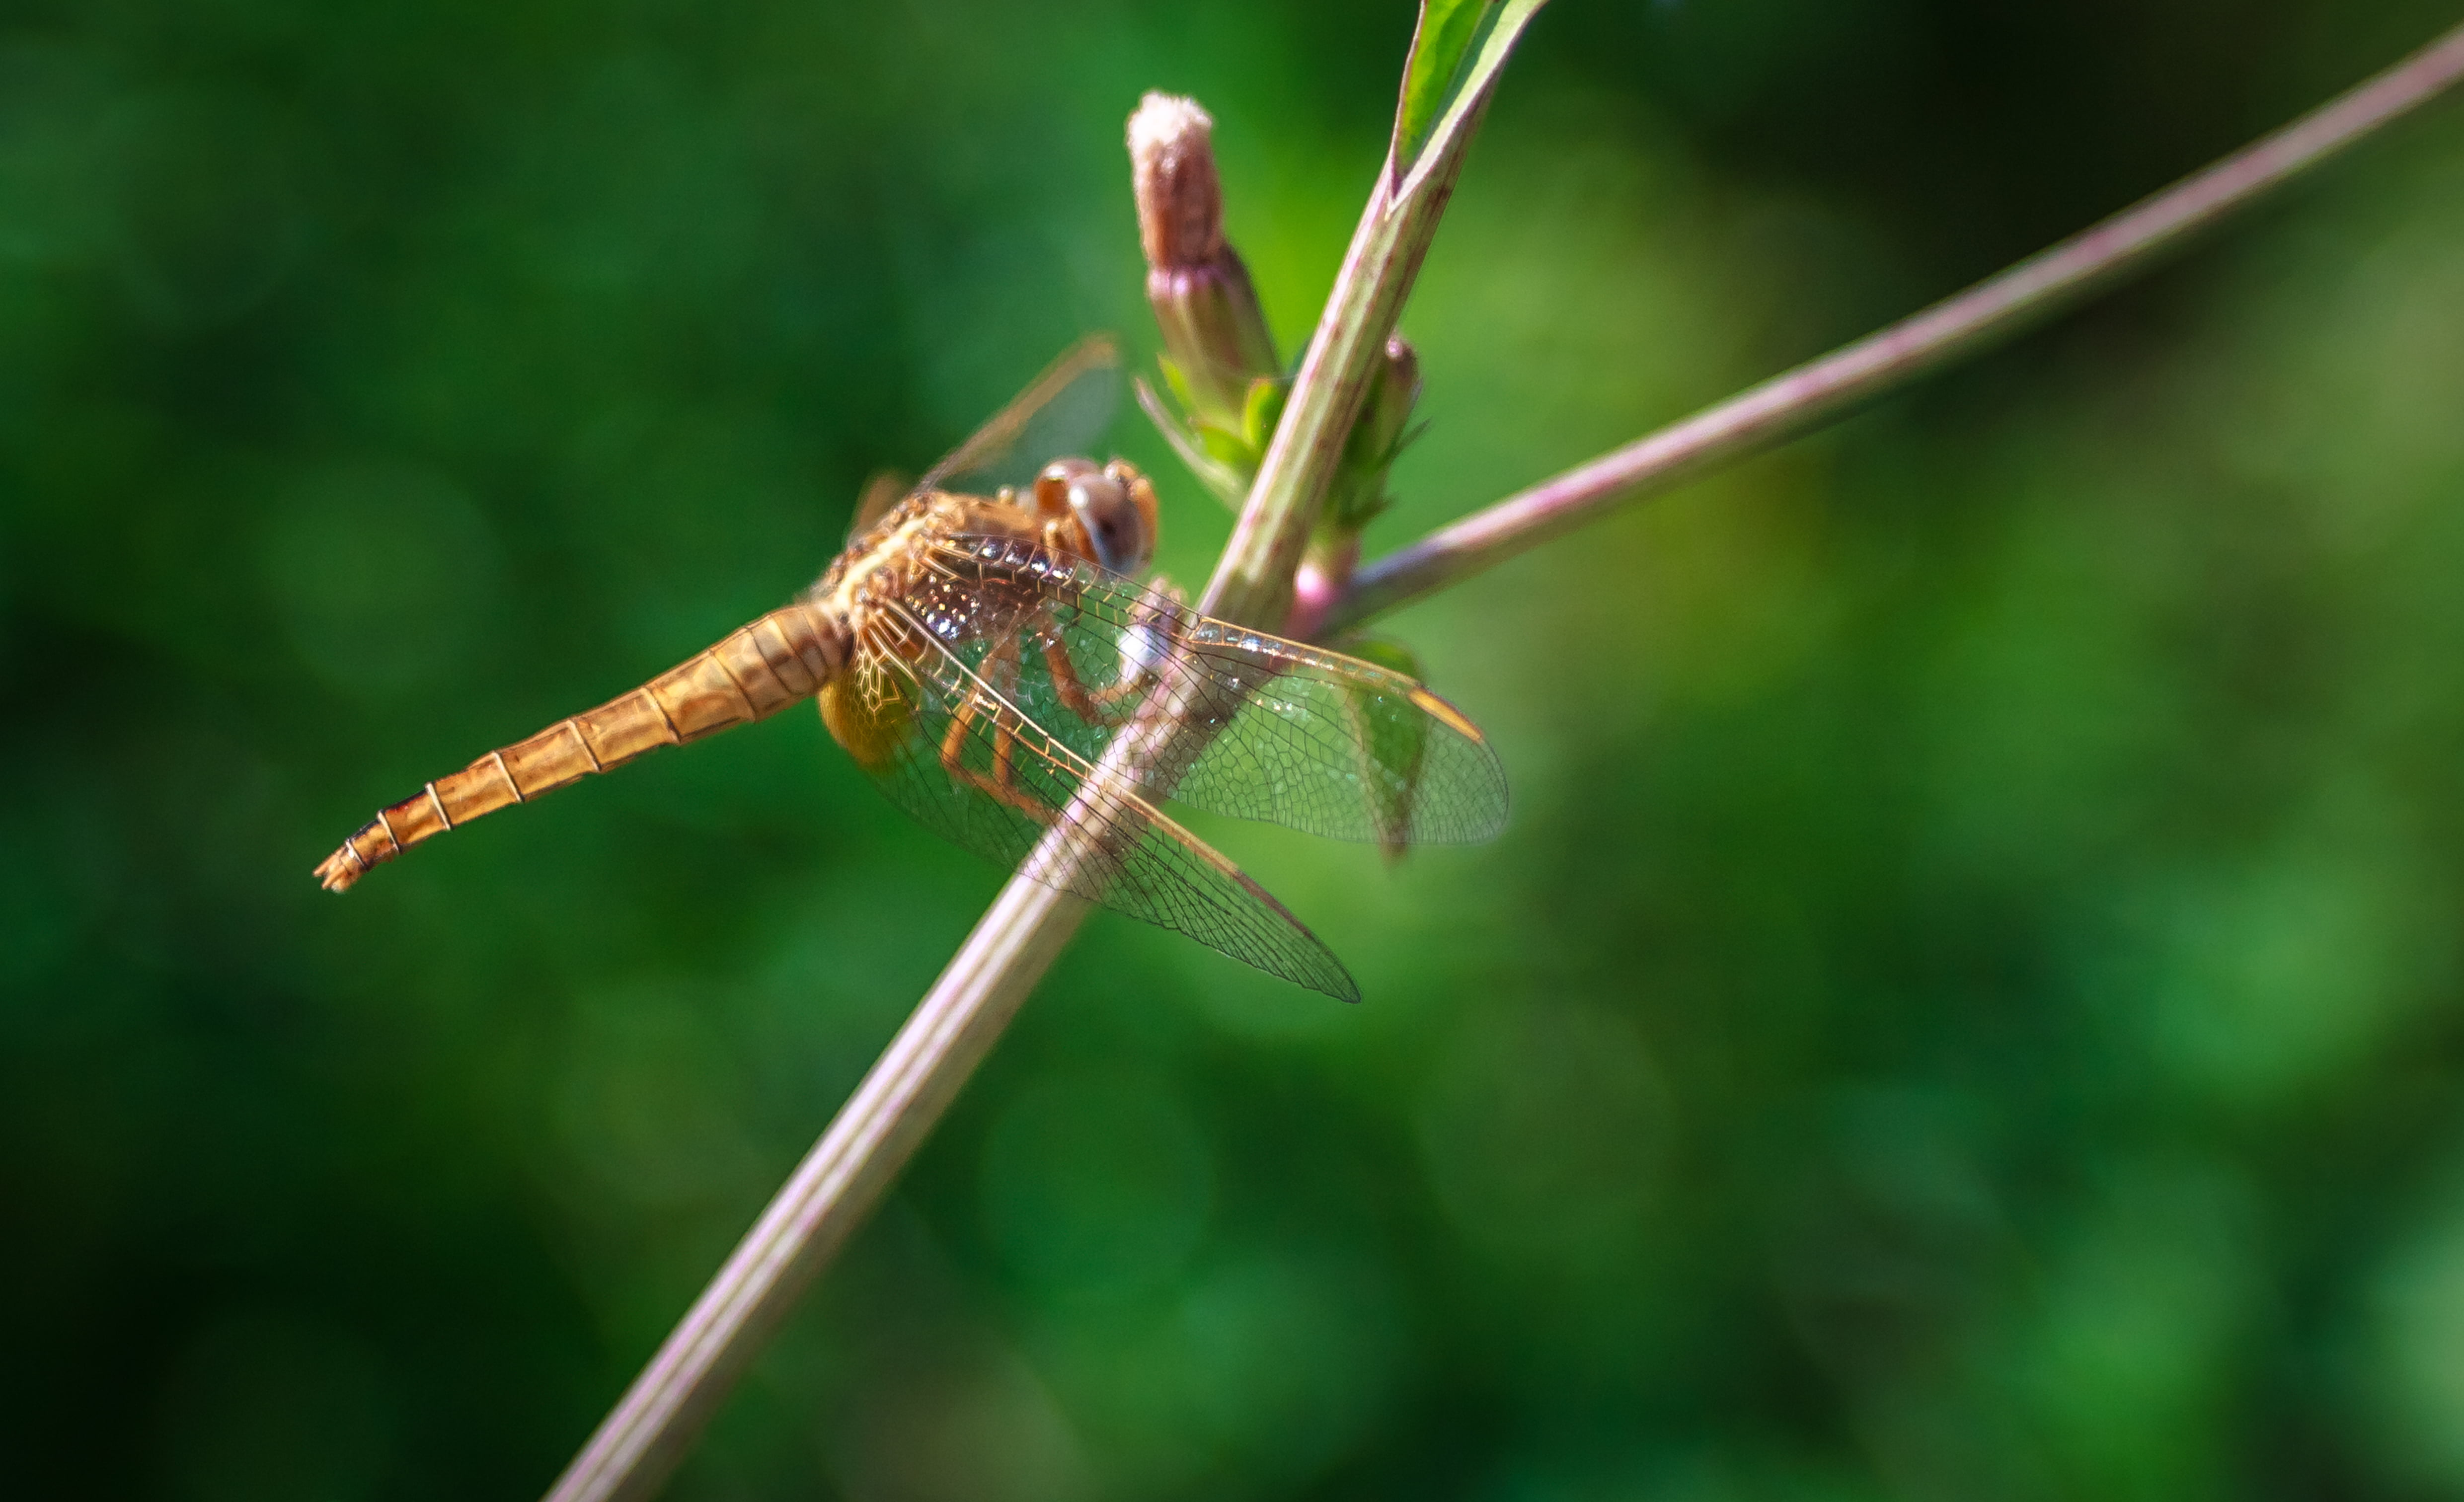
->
[1325, 16, 2464, 637]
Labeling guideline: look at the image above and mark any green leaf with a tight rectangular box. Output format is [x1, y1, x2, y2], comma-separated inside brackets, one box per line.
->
[1158, 357, 1200, 418]
[1335, 636, 1432, 861]
[1210, 0, 1541, 617]
[1134, 375, 1249, 509]
[1393, 0, 1549, 189]
[1197, 422, 1253, 468]
[1239, 376, 1289, 453]
[1395, 0, 1497, 172]
[1341, 635, 1424, 679]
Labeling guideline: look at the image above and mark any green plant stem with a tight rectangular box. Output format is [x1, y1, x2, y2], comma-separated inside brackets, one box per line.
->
[1323, 16, 2464, 637]
[1210, 0, 1545, 623]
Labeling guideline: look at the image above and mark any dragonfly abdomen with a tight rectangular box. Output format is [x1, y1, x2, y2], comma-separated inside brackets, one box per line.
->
[315, 602, 848, 892]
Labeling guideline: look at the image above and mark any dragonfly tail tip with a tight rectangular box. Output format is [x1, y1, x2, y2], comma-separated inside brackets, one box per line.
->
[313, 849, 363, 894]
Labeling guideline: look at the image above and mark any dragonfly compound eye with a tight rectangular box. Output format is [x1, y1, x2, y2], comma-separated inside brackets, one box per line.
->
[1064, 469, 1153, 575]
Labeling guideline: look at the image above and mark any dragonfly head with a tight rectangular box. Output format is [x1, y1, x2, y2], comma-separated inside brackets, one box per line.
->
[1033, 458, 1159, 576]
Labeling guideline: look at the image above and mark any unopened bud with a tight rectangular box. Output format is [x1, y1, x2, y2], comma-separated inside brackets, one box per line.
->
[1324, 334, 1422, 532]
[1129, 92, 1279, 426]
[1357, 336, 1420, 469]
[1130, 92, 1223, 269]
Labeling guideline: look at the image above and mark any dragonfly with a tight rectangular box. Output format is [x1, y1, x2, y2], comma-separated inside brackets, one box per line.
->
[314, 337, 1507, 1000]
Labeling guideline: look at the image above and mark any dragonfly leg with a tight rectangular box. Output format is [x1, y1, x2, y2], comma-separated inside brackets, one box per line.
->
[938, 640, 1055, 824]
[1043, 638, 1149, 726]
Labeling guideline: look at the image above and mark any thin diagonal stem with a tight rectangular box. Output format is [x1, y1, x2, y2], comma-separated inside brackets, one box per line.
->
[1325, 17, 2464, 636]
[539, 880, 1084, 1502]
[540, 9, 1547, 1499]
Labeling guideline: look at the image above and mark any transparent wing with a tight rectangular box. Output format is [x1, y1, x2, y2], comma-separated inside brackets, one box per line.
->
[846, 468, 913, 541]
[918, 335, 1124, 497]
[917, 533, 1511, 848]
[849, 601, 1359, 1001]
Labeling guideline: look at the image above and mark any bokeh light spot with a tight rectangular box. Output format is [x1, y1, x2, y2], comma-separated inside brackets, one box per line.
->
[1417, 998, 1672, 1264]
[980, 1071, 1213, 1301]
[550, 983, 765, 1210]
[259, 462, 505, 703]
[2363, 1174, 2464, 1487]
[150, 1310, 392, 1502]
[830, 1347, 1089, 1502]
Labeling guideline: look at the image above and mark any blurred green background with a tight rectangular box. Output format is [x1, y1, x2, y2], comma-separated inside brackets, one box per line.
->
[6, 1, 2464, 1497]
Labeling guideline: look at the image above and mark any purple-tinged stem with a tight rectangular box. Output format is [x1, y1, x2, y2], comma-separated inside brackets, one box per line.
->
[1325, 19, 2464, 637]
[541, 879, 1085, 1502]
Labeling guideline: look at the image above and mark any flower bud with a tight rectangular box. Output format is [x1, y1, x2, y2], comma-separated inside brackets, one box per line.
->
[1358, 335, 1420, 470]
[1324, 334, 1422, 532]
[1129, 92, 1280, 427]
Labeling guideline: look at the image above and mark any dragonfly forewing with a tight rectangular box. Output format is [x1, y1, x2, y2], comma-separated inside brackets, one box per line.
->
[856, 601, 1360, 1001]
[922, 533, 1510, 845]
[917, 335, 1125, 498]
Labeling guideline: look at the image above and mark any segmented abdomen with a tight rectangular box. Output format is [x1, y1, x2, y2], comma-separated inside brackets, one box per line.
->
[315, 601, 847, 892]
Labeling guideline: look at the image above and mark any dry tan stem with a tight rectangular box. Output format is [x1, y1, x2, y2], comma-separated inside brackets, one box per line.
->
[1327, 18, 2464, 635]
[539, 16, 1544, 1498]
[540, 881, 1085, 1502]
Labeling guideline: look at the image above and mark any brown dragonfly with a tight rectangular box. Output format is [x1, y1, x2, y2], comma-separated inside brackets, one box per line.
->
[315, 337, 1506, 1000]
